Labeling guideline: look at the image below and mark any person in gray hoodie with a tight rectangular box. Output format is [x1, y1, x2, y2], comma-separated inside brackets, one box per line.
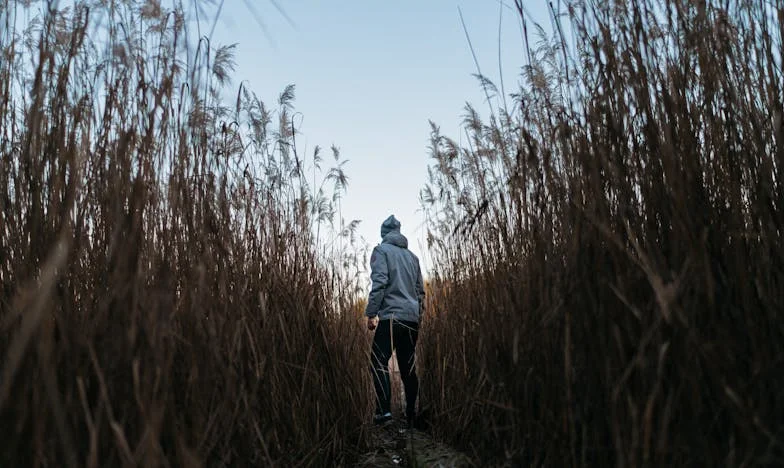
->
[366, 215, 425, 426]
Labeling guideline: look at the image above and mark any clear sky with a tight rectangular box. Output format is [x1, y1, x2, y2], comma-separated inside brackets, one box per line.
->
[206, 1, 551, 273]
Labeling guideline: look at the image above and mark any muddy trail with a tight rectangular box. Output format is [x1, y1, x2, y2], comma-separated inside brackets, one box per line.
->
[355, 418, 473, 468]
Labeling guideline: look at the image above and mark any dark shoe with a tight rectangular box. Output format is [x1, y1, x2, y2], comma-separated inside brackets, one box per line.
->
[405, 414, 415, 430]
[373, 412, 393, 425]
[404, 412, 430, 432]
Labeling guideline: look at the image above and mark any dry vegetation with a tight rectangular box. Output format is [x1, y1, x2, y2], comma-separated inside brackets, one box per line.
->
[4, 0, 784, 466]
[420, 0, 784, 466]
[1, 1, 371, 466]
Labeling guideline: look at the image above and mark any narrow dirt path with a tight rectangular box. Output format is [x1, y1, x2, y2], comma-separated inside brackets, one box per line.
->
[355, 418, 473, 467]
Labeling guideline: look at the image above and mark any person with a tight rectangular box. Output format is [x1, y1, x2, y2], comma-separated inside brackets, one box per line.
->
[365, 215, 425, 427]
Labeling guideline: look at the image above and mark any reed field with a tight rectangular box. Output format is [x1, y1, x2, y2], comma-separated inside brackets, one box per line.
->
[420, 0, 784, 465]
[1, 1, 372, 466]
[2, 0, 783, 467]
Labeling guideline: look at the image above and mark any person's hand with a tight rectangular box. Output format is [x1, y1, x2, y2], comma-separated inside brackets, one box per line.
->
[367, 316, 379, 331]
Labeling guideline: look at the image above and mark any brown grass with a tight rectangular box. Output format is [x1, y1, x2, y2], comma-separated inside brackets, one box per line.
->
[420, 0, 784, 466]
[0, 2, 371, 466]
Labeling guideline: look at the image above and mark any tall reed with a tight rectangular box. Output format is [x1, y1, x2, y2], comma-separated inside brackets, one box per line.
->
[421, 0, 784, 465]
[0, 2, 370, 466]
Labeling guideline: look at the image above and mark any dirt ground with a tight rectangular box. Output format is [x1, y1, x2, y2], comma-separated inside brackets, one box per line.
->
[354, 417, 473, 468]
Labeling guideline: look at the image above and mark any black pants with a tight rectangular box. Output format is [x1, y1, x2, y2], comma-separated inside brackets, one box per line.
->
[371, 319, 419, 420]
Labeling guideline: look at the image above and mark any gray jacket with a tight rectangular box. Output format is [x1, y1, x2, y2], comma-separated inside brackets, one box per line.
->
[365, 217, 425, 323]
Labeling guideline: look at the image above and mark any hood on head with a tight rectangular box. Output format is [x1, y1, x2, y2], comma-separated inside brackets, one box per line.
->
[383, 231, 408, 248]
[380, 215, 401, 238]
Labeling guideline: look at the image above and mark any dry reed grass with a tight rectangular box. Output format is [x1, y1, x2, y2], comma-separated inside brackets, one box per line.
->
[420, 0, 784, 466]
[1, 2, 371, 466]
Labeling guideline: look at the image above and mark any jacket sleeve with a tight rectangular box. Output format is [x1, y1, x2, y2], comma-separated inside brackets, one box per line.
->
[365, 246, 388, 318]
[415, 258, 425, 310]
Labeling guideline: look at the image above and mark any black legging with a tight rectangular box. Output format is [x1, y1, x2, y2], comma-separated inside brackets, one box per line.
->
[371, 319, 419, 420]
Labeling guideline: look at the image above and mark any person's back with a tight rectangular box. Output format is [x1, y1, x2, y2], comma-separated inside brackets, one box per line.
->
[366, 227, 423, 323]
[365, 215, 425, 427]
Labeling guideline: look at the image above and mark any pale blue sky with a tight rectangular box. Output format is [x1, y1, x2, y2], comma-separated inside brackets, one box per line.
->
[207, 1, 551, 272]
